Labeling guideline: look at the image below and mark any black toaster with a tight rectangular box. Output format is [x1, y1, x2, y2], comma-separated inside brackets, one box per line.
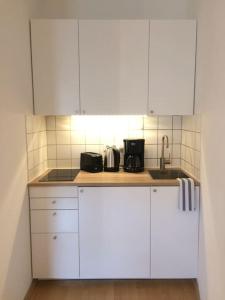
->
[80, 152, 103, 173]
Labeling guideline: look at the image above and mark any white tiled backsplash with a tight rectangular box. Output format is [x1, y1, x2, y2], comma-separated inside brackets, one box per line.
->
[181, 115, 201, 180]
[45, 115, 182, 170]
[25, 115, 201, 181]
[26, 116, 47, 180]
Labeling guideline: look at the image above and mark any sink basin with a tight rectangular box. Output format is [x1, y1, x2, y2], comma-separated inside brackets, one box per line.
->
[148, 169, 188, 180]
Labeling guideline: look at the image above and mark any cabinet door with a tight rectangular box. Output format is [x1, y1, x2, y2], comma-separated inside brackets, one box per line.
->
[79, 187, 150, 278]
[79, 20, 149, 115]
[32, 233, 79, 279]
[31, 20, 80, 115]
[149, 20, 196, 115]
[151, 187, 199, 278]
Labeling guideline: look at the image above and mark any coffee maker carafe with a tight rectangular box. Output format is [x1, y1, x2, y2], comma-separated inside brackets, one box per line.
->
[123, 139, 145, 173]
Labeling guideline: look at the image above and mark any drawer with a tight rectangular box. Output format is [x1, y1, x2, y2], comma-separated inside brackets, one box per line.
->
[32, 233, 79, 279]
[30, 197, 78, 210]
[29, 186, 78, 198]
[31, 210, 78, 233]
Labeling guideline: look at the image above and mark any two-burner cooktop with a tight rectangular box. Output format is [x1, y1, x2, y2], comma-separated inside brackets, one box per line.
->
[39, 169, 79, 182]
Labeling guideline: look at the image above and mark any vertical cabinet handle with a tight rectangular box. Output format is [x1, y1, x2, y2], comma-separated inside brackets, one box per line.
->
[150, 110, 154, 114]
[53, 235, 57, 240]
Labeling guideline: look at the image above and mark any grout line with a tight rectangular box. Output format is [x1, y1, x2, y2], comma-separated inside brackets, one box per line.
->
[181, 157, 200, 170]
[182, 129, 201, 133]
[181, 143, 201, 152]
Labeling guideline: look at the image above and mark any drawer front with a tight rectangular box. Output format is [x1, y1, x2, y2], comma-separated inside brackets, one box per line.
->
[29, 186, 78, 198]
[32, 233, 79, 279]
[30, 197, 78, 210]
[31, 210, 78, 233]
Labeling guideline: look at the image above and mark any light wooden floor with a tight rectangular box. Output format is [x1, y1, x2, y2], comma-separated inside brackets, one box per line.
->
[26, 279, 199, 300]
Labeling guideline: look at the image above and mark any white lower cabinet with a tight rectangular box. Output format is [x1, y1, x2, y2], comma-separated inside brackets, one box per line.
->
[79, 187, 151, 279]
[150, 186, 199, 278]
[29, 186, 79, 279]
[32, 233, 79, 279]
[29, 185, 199, 280]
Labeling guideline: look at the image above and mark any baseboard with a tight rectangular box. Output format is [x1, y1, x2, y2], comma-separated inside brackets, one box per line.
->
[24, 279, 37, 300]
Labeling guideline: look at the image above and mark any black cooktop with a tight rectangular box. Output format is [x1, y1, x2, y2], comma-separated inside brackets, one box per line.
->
[39, 169, 80, 182]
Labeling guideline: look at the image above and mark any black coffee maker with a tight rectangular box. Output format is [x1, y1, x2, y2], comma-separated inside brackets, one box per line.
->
[123, 139, 145, 173]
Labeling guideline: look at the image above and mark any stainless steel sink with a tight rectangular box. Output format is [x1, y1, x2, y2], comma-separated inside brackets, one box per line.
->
[148, 169, 188, 180]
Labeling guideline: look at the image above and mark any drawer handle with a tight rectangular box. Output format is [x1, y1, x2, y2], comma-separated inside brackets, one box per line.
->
[52, 212, 57, 216]
[52, 200, 56, 204]
[53, 235, 57, 240]
[153, 189, 157, 192]
[80, 189, 84, 193]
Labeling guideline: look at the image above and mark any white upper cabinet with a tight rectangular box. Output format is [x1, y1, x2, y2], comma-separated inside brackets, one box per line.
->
[149, 20, 196, 115]
[31, 20, 80, 115]
[79, 20, 149, 115]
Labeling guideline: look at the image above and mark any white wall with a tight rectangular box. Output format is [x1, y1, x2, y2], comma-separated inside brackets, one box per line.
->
[30, 0, 196, 19]
[0, 0, 33, 299]
[196, 0, 225, 299]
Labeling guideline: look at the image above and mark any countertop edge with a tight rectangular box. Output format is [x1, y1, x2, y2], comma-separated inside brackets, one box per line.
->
[28, 168, 200, 187]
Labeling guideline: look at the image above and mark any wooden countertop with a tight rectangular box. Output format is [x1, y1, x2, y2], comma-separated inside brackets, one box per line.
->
[28, 169, 199, 187]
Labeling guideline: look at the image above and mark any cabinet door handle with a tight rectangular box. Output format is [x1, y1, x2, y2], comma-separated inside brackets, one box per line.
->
[82, 110, 86, 115]
[53, 235, 57, 240]
[52, 200, 56, 204]
[150, 110, 154, 114]
[153, 188, 157, 193]
[52, 212, 57, 216]
[79, 189, 84, 193]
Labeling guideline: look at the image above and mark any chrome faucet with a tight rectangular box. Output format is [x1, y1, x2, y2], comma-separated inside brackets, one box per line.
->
[160, 135, 170, 171]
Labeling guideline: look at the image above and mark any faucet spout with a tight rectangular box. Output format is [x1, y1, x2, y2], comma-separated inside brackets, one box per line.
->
[160, 135, 170, 171]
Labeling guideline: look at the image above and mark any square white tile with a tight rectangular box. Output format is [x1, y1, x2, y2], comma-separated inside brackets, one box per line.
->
[144, 130, 157, 144]
[144, 116, 158, 129]
[72, 145, 86, 159]
[71, 130, 86, 144]
[48, 159, 57, 168]
[173, 130, 182, 144]
[57, 159, 72, 168]
[47, 131, 56, 145]
[46, 116, 56, 131]
[158, 116, 172, 129]
[86, 130, 101, 144]
[145, 145, 158, 159]
[57, 145, 71, 160]
[86, 145, 100, 153]
[173, 116, 182, 129]
[172, 144, 181, 158]
[47, 145, 57, 159]
[56, 131, 71, 145]
[128, 116, 143, 130]
[56, 116, 71, 130]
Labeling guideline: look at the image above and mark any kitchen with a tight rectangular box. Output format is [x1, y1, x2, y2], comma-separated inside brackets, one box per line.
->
[0, 0, 224, 300]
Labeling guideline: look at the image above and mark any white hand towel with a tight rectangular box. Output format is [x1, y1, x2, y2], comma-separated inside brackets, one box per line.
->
[177, 177, 196, 211]
[177, 178, 183, 210]
[182, 178, 189, 211]
[187, 177, 195, 211]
